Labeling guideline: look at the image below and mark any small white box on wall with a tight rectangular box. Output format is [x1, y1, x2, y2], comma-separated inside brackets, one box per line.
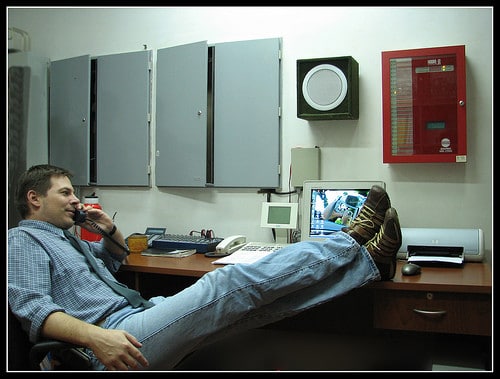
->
[291, 147, 320, 188]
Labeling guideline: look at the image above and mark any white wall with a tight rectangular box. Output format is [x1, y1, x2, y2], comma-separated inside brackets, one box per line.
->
[7, 6, 493, 263]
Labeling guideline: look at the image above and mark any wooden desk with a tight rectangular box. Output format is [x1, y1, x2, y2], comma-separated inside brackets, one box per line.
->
[119, 255, 492, 370]
[370, 262, 491, 337]
[120, 255, 492, 336]
[122, 252, 217, 277]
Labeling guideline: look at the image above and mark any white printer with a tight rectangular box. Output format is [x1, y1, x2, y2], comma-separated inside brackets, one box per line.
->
[397, 228, 484, 262]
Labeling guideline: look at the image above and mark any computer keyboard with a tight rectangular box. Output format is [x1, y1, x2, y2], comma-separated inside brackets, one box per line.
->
[212, 242, 290, 265]
[237, 242, 288, 252]
[152, 234, 224, 253]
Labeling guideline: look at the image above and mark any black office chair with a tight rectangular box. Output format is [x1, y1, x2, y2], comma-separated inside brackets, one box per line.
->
[8, 308, 92, 371]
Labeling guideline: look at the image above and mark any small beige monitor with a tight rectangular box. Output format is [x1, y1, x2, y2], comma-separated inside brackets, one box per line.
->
[261, 202, 298, 244]
[260, 202, 298, 229]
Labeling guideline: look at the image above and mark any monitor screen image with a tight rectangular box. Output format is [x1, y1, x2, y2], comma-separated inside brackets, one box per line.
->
[268, 206, 291, 224]
[260, 202, 298, 229]
[301, 180, 385, 241]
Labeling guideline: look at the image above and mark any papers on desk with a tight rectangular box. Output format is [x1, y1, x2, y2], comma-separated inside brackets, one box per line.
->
[141, 247, 196, 258]
[406, 245, 464, 266]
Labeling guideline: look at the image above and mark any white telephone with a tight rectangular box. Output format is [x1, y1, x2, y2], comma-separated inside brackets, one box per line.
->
[215, 235, 247, 255]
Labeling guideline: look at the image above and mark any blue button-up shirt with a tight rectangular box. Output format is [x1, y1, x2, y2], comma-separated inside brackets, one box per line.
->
[8, 220, 130, 343]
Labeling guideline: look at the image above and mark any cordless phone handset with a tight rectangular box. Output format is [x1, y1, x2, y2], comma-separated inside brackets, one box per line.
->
[73, 209, 87, 224]
[72, 208, 130, 254]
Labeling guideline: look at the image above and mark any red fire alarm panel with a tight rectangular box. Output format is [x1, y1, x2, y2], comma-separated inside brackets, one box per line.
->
[382, 45, 466, 163]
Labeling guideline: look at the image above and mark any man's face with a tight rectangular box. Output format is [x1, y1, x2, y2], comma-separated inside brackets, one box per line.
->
[32, 175, 80, 229]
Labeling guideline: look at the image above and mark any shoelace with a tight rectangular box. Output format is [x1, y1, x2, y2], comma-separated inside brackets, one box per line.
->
[365, 222, 399, 261]
[349, 205, 383, 230]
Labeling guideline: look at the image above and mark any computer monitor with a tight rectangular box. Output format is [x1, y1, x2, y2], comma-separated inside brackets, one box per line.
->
[260, 202, 298, 243]
[301, 180, 385, 242]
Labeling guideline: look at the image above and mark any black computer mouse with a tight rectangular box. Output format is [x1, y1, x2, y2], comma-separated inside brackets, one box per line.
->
[401, 263, 421, 276]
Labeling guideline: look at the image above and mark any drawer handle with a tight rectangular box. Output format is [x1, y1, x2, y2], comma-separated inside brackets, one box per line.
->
[413, 309, 447, 318]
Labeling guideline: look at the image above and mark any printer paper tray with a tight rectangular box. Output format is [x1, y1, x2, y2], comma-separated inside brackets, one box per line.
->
[408, 256, 464, 267]
[407, 245, 464, 267]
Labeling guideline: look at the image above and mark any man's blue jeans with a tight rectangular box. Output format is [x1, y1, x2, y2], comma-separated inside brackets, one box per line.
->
[90, 232, 380, 370]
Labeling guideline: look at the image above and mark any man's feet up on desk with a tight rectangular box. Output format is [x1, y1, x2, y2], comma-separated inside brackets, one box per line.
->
[364, 207, 402, 281]
[342, 185, 391, 245]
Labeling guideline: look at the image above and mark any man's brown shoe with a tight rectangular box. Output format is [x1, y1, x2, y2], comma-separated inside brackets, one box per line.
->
[365, 207, 402, 281]
[342, 185, 391, 245]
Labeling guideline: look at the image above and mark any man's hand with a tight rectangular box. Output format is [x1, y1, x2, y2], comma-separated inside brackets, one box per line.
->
[41, 312, 149, 371]
[79, 205, 114, 234]
[88, 328, 149, 371]
[78, 205, 127, 256]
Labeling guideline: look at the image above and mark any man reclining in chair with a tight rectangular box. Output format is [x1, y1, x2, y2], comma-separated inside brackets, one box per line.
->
[8, 164, 401, 371]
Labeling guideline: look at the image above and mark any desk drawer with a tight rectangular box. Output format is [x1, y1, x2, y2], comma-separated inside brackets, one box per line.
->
[373, 290, 491, 336]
